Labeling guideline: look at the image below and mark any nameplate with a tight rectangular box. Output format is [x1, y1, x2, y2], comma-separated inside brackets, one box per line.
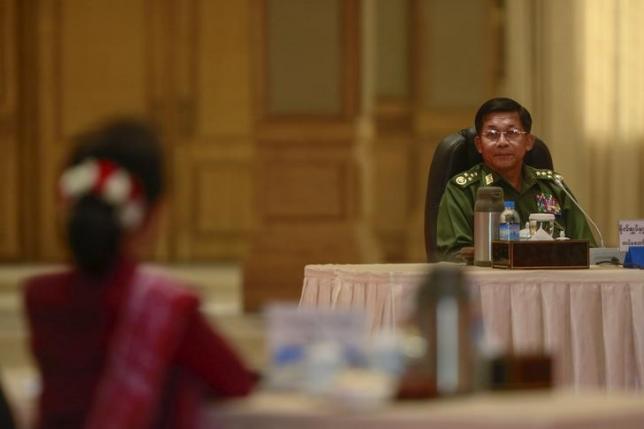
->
[618, 220, 644, 252]
[491, 240, 589, 269]
[265, 303, 368, 357]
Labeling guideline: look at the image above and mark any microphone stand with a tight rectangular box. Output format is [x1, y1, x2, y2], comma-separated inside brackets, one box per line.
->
[554, 178, 624, 265]
[553, 178, 605, 248]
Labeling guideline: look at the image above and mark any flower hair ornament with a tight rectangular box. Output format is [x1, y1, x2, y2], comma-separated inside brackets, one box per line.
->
[58, 158, 146, 230]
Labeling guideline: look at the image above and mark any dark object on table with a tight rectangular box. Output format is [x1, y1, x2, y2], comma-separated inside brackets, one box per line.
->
[489, 354, 553, 391]
[492, 240, 589, 269]
[395, 371, 439, 400]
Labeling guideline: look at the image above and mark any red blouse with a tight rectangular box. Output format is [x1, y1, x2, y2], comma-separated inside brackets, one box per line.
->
[24, 258, 254, 428]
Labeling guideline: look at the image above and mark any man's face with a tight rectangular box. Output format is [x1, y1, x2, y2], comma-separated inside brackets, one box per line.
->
[474, 111, 534, 175]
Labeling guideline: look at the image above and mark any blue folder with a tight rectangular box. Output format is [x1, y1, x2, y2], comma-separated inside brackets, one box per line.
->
[623, 246, 644, 269]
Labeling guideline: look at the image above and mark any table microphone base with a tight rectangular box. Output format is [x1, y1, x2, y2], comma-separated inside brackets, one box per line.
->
[589, 247, 625, 265]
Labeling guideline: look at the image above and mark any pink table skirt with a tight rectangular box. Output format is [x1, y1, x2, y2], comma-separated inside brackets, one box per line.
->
[299, 263, 644, 390]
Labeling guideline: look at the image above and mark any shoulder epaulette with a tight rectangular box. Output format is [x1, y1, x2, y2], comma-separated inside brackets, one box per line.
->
[453, 167, 480, 188]
[534, 168, 563, 182]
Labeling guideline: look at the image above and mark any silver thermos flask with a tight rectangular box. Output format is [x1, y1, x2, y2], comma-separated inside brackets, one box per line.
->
[415, 265, 473, 395]
[473, 186, 504, 267]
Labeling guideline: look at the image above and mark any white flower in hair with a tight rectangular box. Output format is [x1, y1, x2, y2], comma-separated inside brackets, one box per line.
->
[120, 200, 145, 229]
[59, 160, 99, 198]
[103, 169, 132, 205]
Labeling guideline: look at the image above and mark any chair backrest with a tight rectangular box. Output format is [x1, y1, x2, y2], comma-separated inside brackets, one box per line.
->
[424, 127, 553, 262]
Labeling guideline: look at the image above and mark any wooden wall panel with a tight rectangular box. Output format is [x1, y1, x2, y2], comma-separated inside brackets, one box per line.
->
[0, 0, 20, 258]
[7, 0, 505, 267]
[195, 163, 254, 233]
[372, 0, 413, 260]
[59, 1, 148, 133]
[263, 160, 349, 220]
[243, 0, 379, 311]
[372, 136, 411, 258]
[194, 0, 252, 136]
[375, 0, 410, 99]
[257, 0, 359, 122]
[171, 0, 254, 261]
[0, 0, 9, 104]
[35, 0, 161, 260]
[266, 0, 341, 115]
[173, 143, 254, 260]
[420, 0, 494, 109]
[171, 0, 253, 136]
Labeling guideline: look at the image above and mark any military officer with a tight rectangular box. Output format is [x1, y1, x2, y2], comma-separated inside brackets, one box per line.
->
[436, 97, 596, 261]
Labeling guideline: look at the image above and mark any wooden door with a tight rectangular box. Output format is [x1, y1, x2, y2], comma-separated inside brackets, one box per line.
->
[24, 0, 256, 263]
[242, 0, 381, 311]
[170, 0, 255, 262]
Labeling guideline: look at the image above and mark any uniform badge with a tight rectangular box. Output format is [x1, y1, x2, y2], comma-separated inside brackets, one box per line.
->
[484, 174, 494, 185]
[455, 176, 467, 185]
[536, 192, 561, 215]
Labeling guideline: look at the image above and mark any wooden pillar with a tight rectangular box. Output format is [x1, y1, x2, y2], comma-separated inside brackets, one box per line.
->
[404, 0, 503, 262]
[0, 0, 21, 259]
[242, 0, 380, 311]
[371, 0, 415, 262]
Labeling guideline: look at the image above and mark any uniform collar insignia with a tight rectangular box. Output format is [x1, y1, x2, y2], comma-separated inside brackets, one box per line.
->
[533, 168, 562, 182]
[481, 165, 498, 185]
[454, 167, 481, 187]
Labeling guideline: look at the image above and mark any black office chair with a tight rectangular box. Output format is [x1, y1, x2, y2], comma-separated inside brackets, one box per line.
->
[424, 127, 553, 262]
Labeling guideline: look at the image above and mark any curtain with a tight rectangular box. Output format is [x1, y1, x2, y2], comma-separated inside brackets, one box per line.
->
[582, 0, 644, 246]
[504, 0, 644, 247]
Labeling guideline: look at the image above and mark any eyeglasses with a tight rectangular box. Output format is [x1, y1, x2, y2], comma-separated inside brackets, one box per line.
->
[481, 129, 528, 143]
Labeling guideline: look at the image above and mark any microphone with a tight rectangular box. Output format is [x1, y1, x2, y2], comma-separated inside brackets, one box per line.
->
[553, 177, 605, 248]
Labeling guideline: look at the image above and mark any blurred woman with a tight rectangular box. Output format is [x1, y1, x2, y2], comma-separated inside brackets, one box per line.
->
[24, 119, 254, 429]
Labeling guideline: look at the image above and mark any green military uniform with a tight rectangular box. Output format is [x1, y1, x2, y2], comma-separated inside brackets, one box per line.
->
[436, 163, 597, 261]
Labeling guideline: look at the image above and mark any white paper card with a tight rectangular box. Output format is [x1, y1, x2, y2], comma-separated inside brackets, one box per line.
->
[265, 303, 368, 355]
[618, 219, 644, 252]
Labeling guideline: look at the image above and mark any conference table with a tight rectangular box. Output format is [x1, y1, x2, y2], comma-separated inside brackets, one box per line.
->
[299, 263, 644, 390]
[206, 390, 644, 429]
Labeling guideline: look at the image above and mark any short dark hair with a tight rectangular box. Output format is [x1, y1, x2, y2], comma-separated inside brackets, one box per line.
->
[474, 97, 532, 134]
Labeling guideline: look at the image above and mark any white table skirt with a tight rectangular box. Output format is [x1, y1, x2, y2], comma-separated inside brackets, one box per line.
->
[299, 263, 644, 390]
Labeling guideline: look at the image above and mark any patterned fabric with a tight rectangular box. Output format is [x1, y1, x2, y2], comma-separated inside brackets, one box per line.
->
[24, 258, 255, 429]
[85, 271, 198, 429]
